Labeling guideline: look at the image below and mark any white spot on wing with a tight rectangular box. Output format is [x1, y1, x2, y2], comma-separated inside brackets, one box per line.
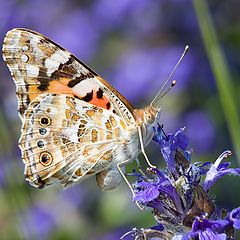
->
[63, 124, 80, 143]
[72, 78, 98, 97]
[26, 65, 39, 77]
[45, 58, 59, 76]
[22, 45, 29, 51]
[21, 54, 29, 63]
[45, 50, 70, 77]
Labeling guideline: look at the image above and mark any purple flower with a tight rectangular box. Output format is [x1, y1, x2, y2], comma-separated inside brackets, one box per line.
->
[134, 179, 160, 204]
[125, 126, 240, 239]
[183, 216, 228, 240]
[153, 126, 189, 175]
[133, 169, 183, 214]
[226, 207, 240, 230]
[203, 150, 240, 191]
[183, 207, 240, 240]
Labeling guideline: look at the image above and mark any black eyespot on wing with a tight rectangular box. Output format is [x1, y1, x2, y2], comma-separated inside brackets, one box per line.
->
[37, 84, 49, 91]
[39, 152, 53, 166]
[39, 128, 47, 135]
[39, 116, 51, 126]
[37, 140, 44, 148]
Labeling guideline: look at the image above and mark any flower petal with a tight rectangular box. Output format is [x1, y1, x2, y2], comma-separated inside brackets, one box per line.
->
[203, 151, 240, 191]
[134, 184, 159, 203]
[228, 207, 240, 230]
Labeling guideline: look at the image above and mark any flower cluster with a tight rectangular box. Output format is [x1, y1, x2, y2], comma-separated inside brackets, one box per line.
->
[122, 125, 240, 240]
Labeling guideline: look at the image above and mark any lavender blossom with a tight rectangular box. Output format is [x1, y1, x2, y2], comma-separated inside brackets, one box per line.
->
[122, 126, 240, 240]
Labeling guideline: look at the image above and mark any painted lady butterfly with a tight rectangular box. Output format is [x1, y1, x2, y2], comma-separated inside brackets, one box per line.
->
[2, 28, 187, 194]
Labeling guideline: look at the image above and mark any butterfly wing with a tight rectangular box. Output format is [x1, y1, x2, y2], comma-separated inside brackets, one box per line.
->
[2, 28, 136, 125]
[2, 28, 139, 188]
[21, 94, 129, 188]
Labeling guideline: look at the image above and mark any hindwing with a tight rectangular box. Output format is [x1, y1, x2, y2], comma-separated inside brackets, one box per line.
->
[20, 94, 129, 188]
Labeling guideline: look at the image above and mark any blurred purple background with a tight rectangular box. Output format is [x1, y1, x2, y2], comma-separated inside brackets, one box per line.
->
[0, 0, 239, 239]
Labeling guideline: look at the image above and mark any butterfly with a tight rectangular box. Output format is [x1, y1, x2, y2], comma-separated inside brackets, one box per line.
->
[2, 28, 186, 192]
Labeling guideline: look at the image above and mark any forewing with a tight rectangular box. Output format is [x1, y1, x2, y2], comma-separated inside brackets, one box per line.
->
[2, 28, 136, 125]
[20, 94, 129, 188]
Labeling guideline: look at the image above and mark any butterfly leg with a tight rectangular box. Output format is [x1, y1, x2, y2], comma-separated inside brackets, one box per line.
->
[117, 161, 143, 210]
[137, 126, 156, 168]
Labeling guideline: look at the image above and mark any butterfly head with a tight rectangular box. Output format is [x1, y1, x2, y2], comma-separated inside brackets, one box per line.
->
[133, 106, 161, 146]
[134, 105, 160, 126]
[143, 105, 161, 126]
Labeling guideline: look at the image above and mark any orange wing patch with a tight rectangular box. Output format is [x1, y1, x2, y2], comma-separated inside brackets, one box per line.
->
[89, 89, 111, 110]
[47, 80, 74, 95]
[28, 79, 74, 103]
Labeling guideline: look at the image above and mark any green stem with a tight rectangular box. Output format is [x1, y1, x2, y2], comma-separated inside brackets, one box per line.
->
[193, 0, 240, 163]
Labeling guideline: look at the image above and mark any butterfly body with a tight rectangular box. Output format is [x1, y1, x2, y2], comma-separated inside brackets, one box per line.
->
[2, 28, 160, 189]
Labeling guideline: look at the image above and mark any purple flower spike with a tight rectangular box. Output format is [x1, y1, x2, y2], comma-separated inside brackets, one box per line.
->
[125, 127, 240, 239]
[203, 150, 240, 191]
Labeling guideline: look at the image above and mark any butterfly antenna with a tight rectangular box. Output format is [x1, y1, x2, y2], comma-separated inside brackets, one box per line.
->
[154, 79, 176, 103]
[150, 45, 189, 107]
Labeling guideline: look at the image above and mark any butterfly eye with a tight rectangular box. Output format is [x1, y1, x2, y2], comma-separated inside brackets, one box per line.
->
[145, 113, 154, 124]
[39, 116, 51, 126]
[39, 152, 53, 166]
